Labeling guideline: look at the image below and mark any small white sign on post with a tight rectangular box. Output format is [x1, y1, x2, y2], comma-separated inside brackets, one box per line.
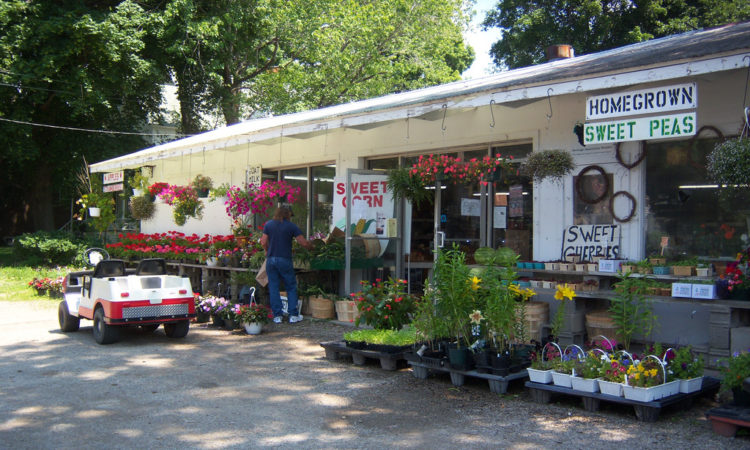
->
[103, 183, 123, 193]
[103, 171, 124, 184]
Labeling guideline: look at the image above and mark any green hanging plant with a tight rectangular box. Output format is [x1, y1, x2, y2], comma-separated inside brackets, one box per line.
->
[129, 195, 155, 220]
[707, 137, 750, 186]
[520, 149, 575, 183]
[386, 166, 433, 207]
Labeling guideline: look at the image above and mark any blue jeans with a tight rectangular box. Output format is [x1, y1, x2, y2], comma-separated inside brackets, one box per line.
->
[266, 256, 299, 317]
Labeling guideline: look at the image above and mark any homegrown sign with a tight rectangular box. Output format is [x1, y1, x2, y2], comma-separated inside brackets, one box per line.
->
[561, 224, 620, 261]
[583, 112, 695, 145]
[586, 83, 696, 120]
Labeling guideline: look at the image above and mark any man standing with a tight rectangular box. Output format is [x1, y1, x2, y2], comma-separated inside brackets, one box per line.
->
[260, 206, 312, 323]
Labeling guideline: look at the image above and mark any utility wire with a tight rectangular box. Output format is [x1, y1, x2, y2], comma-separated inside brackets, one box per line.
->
[0, 116, 190, 137]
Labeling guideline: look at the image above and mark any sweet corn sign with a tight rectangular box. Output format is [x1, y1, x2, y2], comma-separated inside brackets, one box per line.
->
[583, 83, 697, 145]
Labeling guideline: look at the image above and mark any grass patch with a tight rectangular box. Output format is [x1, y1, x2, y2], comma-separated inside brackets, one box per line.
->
[0, 247, 81, 303]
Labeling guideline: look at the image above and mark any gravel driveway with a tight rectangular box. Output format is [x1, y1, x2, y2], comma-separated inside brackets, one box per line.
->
[0, 300, 747, 449]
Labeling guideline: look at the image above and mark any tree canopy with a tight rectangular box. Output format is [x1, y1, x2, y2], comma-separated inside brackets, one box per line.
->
[0, 0, 473, 235]
[483, 0, 750, 69]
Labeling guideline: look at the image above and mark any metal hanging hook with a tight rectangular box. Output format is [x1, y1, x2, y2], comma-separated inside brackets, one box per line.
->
[546, 88, 554, 119]
[489, 99, 496, 128]
[441, 104, 448, 131]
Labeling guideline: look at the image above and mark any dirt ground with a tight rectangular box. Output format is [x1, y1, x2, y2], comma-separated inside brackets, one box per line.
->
[0, 300, 748, 449]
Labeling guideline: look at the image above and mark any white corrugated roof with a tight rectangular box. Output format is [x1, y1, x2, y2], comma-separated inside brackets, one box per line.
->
[91, 21, 750, 172]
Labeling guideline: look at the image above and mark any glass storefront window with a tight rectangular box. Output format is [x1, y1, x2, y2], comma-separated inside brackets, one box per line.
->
[491, 144, 533, 259]
[281, 168, 309, 232]
[645, 136, 749, 258]
[311, 165, 335, 235]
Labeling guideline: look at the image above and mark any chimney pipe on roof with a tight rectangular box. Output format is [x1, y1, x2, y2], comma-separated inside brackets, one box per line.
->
[546, 44, 574, 61]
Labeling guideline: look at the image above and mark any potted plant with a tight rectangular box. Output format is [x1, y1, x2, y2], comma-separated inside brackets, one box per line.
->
[343, 327, 417, 352]
[707, 137, 750, 187]
[386, 166, 433, 207]
[202, 295, 230, 327]
[129, 195, 155, 220]
[520, 149, 575, 184]
[571, 350, 606, 393]
[609, 275, 655, 350]
[622, 355, 680, 402]
[236, 302, 272, 334]
[159, 185, 204, 226]
[598, 353, 631, 397]
[148, 182, 169, 200]
[191, 174, 213, 198]
[527, 343, 560, 384]
[549, 284, 576, 340]
[194, 293, 211, 323]
[128, 171, 151, 197]
[672, 257, 698, 277]
[351, 278, 418, 329]
[665, 346, 705, 393]
[720, 350, 750, 405]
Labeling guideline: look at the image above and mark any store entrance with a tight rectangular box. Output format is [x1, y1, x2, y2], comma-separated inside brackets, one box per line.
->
[436, 180, 483, 264]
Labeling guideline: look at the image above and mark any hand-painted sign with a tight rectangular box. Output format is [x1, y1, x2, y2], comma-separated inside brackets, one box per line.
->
[246, 166, 262, 187]
[561, 224, 620, 261]
[103, 171, 124, 184]
[586, 83, 696, 120]
[583, 112, 695, 145]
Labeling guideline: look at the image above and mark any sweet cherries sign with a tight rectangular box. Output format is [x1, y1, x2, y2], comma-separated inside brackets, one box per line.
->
[561, 224, 621, 261]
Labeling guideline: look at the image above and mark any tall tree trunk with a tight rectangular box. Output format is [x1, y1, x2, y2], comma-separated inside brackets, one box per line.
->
[175, 67, 203, 135]
[29, 163, 55, 231]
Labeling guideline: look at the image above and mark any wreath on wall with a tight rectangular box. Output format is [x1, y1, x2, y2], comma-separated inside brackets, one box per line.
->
[615, 142, 648, 169]
[575, 165, 609, 204]
[609, 191, 637, 222]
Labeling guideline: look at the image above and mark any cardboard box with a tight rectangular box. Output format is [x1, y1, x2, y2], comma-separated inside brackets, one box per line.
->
[691, 283, 716, 300]
[598, 259, 627, 273]
[671, 282, 693, 298]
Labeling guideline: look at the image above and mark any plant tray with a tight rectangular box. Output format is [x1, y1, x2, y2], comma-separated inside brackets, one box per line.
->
[524, 376, 720, 422]
[320, 341, 407, 371]
[311, 257, 385, 271]
[408, 360, 528, 394]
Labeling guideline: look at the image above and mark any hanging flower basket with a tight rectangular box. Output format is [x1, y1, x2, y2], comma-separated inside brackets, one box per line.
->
[520, 149, 575, 183]
[707, 137, 750, 186]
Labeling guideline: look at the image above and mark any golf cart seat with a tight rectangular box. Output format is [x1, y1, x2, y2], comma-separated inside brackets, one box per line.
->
[92, 259, 126, 278]
[136, 258, 167, 276]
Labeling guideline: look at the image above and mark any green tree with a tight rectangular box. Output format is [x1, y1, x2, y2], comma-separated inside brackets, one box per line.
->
[153, 0, 474, 125]
[483, 0, 750, 69]
[0, 1, 168, 233]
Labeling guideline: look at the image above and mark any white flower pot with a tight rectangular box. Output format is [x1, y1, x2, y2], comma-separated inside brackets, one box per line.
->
[243, 322, 263, 335]
[205, 257, 218, 267]
[133, 188, 144, 196]
[551, 371, 573, 388]
[622, 380, 680, 402]
[598, 379, 624, 397]
[679, 376, 703, 394]
[527, 368, 553, 384]
[571, 376, 600, 393]
[88, 207, 101, 217]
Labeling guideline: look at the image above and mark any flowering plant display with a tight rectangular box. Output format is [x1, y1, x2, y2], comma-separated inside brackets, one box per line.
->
[410, 153, 514, 186]
[107, 231, 219, 260]
[626, 356, 665, 388]
[201, 295, 229, 316]
[722, 245, 750, 293]
[194, 293, 212, 314]
[159, 185, 204, 226]
[29, 277, 53, 293]
[575, 350, 608, 379]
[600, 354, 632, 383]
[530, 343, 560, 370]
[148, 182, 169, 197]
[191, 174, 213, 192]
[664, 346, 704, 380]
[352, 277, 418, 330]
[720, 350, 750, 392]
[236, 303, 273, 324]
[224, 180, 302, 223]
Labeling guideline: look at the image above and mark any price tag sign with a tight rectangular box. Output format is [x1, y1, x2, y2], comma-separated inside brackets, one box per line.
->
[660, 236, 669, 255]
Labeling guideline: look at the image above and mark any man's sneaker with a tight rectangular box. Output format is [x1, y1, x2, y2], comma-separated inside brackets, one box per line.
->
[273, 316, 283, 324]
[289, 314, 303, 324]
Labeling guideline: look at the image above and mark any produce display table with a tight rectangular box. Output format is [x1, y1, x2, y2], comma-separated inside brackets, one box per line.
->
[320, 341, 407, 371]
[706, 403, 750, 437]
[405, 354, 528, 394]
[525, 376, 720, 422]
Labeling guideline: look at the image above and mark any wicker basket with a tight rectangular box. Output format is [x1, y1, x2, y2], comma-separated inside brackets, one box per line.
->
[522, 301, 549, 342]
[310, 296, 335, 319]
[335, 300, 361, 322]
[585, 310, 618, 343]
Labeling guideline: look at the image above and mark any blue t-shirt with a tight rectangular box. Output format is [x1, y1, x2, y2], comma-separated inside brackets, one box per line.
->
[263, 219, 303, 259]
